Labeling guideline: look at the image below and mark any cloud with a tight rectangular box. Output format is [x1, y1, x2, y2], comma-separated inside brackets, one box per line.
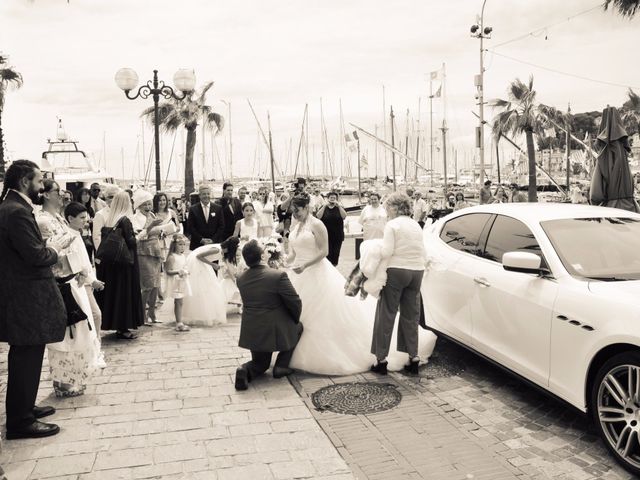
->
[1, 0, 638, 179]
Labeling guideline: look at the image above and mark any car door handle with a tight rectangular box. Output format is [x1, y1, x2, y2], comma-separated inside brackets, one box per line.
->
[473, 277, 491, 287]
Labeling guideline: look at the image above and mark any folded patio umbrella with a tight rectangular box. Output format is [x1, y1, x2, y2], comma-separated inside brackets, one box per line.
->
[589, 106, 640, 212]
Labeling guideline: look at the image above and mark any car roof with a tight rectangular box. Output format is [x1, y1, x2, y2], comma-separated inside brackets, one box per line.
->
[453, 203, 640, 222]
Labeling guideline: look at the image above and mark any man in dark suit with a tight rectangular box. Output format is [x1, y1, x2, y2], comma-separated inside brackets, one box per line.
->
[187, 184, 225, 251]
[217, 182, 243, 241]
[0, 160, 69, 439]
[235, 240, 303, 390]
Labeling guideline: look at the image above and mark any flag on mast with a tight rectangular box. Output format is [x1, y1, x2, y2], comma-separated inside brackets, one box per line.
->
[430, 69, 442, 81]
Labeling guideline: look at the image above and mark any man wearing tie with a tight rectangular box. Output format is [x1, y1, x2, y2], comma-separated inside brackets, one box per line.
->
[218, 182, 243, 241]
[187, 184, 225, 251]
[89, 183, 107, 214]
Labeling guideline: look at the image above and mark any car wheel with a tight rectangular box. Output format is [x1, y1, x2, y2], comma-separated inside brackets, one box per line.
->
[591, 351, 640, 476]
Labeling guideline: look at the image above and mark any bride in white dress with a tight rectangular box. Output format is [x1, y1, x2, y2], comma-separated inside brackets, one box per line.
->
[286, 194, 436, 375]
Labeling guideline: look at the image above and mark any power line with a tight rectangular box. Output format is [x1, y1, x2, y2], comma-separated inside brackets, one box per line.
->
[491, 3, 601, 50]
[488, 50, 640, 90]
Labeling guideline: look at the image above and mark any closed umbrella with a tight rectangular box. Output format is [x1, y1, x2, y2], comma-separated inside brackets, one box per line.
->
[590, 106, 640, 212]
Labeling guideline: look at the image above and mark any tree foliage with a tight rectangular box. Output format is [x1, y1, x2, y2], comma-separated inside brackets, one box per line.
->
[604, 0, 640, 17]
[0, 54, 24, 179]
[141, 81, 224, 196]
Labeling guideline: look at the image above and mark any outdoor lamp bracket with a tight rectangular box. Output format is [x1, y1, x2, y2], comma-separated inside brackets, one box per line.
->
[119, 70, 189, 101]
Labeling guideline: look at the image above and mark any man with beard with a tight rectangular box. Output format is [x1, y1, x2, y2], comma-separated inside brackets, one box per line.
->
[217, 182, 243, 241]
[0, 160, 71, 439]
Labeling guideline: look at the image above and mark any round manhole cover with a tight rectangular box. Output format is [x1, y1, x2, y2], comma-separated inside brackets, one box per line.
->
[311, 382, 402, 415]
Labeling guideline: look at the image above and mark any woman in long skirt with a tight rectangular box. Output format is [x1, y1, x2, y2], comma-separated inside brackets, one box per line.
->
[98, 191, 145, 339]
[36, 181, 100, 396]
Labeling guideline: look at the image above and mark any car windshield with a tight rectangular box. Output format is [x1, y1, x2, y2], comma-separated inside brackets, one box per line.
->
[541, 217, 640, 281]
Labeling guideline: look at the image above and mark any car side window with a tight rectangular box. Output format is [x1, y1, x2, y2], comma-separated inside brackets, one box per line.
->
[439, 213, 492, 256]
[482, 215, 541, 263]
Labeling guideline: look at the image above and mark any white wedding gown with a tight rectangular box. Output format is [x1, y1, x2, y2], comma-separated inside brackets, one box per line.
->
[182, 246, 227, 326]
[287, 220, 436, 375]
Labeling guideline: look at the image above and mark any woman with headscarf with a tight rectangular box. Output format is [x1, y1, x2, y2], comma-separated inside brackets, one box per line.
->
[590, 106, 640, 212]
[98, 191, 145, 339]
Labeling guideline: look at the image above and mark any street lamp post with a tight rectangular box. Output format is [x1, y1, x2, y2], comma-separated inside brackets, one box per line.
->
[471, 1, 492, 189]
[115, 68, 195, 191]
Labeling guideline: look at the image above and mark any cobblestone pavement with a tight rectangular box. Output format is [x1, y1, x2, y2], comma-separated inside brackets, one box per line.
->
[0, 238, 636, 479]
[0, 314, 354, 480]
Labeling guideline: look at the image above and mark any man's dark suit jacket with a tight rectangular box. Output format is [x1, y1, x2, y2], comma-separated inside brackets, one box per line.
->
[237, 265, 302, 353]
[0, 190, 66, 345]
[187, 202, 225, 251]
[216, 197, 243, 241]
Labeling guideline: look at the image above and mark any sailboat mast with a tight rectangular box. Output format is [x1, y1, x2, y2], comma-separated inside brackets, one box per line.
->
[267, 112, 276, 195]
[415, 97, 421, 179]
[404, 109, 410, 181]
[390, 106, 396, 191]
[339, 99, 345, 178]
[429, 80, 434, 186]
[382, 85, 387, 179]
[293, 104, 308, 179]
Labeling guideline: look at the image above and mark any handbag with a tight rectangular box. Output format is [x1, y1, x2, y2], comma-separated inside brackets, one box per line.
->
[95, 218, 134, 265]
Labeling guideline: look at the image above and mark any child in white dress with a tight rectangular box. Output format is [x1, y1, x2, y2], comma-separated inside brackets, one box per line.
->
[233, 202, 260, 245]
[164, 234, 192, 332]
[183, 244, 227, 326]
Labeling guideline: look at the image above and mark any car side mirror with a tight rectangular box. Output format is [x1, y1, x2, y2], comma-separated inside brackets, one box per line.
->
[502, 251, 543, 274]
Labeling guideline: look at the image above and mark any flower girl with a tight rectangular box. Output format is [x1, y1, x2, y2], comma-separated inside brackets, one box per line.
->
[164, 235, 192, 332]
[182, 243, 227, 326]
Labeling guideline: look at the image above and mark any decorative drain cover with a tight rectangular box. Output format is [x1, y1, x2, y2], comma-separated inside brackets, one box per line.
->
[311, 382, 402, 415]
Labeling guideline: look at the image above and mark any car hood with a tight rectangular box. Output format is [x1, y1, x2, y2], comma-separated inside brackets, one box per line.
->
[588, 280, 640, 300]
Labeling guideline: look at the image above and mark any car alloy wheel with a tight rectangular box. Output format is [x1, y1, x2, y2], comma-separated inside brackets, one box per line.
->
[593, 353, 640, 475]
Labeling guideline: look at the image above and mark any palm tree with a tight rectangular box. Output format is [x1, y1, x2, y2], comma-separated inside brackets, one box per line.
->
[621, 89, 640, 135]
[141, 81, 224, 196]
[604, 0, 640, 17]
[491, 76, 554, 202]
[0, 55, 23, 180]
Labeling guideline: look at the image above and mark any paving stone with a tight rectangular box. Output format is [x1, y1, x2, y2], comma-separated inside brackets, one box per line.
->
[30, 454, 96, 478]
[93, 448, 153, 471]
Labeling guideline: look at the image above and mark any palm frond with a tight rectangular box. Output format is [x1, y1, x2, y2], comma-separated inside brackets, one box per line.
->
[624, 88, 640, 112]
[205, 112, 224, 132]
[604, 0, 640, 17]
[508, 78, 528, 102]
[0, 68, 23, 89]
[197, 81, 214, 105]
[489, 98, 511, 109]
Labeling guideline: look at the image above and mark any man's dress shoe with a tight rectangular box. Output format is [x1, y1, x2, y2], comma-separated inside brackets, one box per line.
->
[273, 367, 294, 379]
[33, 405, 56, 419]
[235, 367, 249, 391]
[6, 420, 60, 440]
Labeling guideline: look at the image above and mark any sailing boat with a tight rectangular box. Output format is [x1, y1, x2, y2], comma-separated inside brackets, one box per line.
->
[40, 118, 117, 192]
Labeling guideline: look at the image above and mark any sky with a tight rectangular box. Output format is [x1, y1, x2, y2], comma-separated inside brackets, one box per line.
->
[1, 0, 638, 183]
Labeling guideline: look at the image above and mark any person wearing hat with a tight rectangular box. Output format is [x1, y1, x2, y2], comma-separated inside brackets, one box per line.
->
[132, 189, 165, 326]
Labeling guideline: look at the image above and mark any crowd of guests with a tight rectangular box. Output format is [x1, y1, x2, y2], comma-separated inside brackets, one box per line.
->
[0, 165, 471, 439]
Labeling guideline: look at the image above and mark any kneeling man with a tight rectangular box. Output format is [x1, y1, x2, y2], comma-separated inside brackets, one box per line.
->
[235, 240, 303, 390]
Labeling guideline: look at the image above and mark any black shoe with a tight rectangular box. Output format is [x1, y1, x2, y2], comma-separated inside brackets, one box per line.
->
[370, 361, 388, 375]
[32, 405, 56, 419]
[6, 420, 60, 440]
[403, 359, 420, 375]
[235, 367, 249, 391]
[273, 366, 294, 379]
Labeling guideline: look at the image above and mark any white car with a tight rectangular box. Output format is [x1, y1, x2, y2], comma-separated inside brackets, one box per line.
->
[421, 203, 640, 474]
